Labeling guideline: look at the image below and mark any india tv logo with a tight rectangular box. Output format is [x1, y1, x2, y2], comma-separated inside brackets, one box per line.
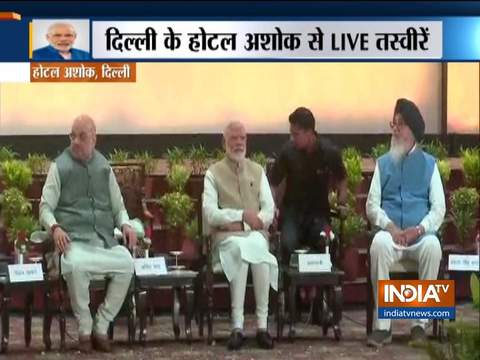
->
[378, 280, 455, 319]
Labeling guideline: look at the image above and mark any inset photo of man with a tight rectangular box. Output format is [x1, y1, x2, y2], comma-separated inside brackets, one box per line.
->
[32, 19, 90, 61]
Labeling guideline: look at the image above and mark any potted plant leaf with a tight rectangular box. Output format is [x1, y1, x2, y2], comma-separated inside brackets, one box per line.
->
[437, 158, 451, 187]
[108, 148, 130, 163]
[331, 147, 367, 281]
[165, 146, 187, 168]
[422, 139, 448, 161]
[0, 146, 18, 163]
[26, 153, 50, 175]
[370, 142, 389, 161]
[460, 147, 480, 190]
[1, 160, 33, 193]
[449, 187, 480, 252]
[133, 150, 156, 197]
[189, 144, 209, 176]
[157, 164, 195, 251]
[250, 151, 268, 171]
[0, 188, 37, 262]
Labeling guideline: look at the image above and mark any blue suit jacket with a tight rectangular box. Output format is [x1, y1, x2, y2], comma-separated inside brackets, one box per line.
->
[32, 45, 90, 60]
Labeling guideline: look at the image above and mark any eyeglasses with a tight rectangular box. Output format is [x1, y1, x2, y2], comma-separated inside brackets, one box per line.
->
[69, 132, 90, 142]
[389, 120, 406, 129]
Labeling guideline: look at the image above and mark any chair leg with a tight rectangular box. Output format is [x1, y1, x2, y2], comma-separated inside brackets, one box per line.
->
[1, 289, 10, 353]
[184, 286, 194, 344]
[137, 290, 147, 344]
[127, 293, 135, 346]
[59, 282, 67, 351]
[366, 270, 374, 335]
[194, 275, 204, 338]
[24, 288, 34, 347]
[43, 286, 52, 351]
[172, 287, 181, 340]
[206, 274, 214, 345]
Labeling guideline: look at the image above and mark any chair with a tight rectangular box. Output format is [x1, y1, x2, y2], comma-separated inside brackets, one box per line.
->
[42, 161, 153, 350]
[365, 227, 447, 340]
[197, 204, 282, 345]
[276, 208, 345, 341]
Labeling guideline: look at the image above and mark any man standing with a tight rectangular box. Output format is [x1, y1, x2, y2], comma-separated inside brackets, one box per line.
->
[33, 22, 90, 60]
[203, 121, 278, 350]
[366, 98, 445, 347]
[40, 115, 137, 352]
[271, 107, 348, 263]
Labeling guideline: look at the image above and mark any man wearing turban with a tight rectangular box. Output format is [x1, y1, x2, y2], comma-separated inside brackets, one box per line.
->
[366, 99, 446, 347]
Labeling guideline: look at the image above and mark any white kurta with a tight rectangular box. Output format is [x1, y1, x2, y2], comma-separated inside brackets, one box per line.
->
[203, 168, 278, 291]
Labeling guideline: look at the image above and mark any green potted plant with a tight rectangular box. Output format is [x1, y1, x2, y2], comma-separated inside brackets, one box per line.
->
[133, 150, 156, 197]
[342, 147, 363, 197]
[460, 147, 480, 190]
[108, 148, 130, 163]
[188, 144, 209, 176]
[421, 274, 479, 360]
[8, 214, 39, 263]
[422, 139, 448, 160]
[331, 147, 367, 280]
[370, 142, 389, 160]
[212, 148, 225, 162]
[133, 150, 156, 174]
[449, 187, 480, 251]
[0, 146, 18, 162]
[0, 187, 37, 262]
[250, 151, 268, 171]
[165, 146, 187, 168]
[1, 160, 33, 192]
[26, 153, 50, 175]
[157, 164, 195, 251]
[437, 159, 452, 187]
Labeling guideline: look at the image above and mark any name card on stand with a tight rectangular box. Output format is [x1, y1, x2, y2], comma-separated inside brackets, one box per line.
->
[298, 254, 332, 273]
[448, 254, 480, 271]
[134, 257, 167, 276]
[8, 264, 44, 283]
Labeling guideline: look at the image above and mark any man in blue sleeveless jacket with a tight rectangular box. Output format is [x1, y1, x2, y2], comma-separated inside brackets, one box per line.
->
[366, 99, 446, 347]
[40, 115, 137, 352]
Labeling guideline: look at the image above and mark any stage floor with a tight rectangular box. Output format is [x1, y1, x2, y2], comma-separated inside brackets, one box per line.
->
[3, 302, 477, 359]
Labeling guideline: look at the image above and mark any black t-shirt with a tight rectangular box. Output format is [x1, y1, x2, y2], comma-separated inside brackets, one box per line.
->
[270, 137, 346, 218]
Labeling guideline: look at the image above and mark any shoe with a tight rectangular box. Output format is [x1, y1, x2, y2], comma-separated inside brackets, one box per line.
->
[92, 333, 112, 352]
[410, 325, 427, 344]
[227, 329, 245, 351]
[77, 334, 92, 353]
[366, 329, 392, 348]
[256, 330, 274, 349]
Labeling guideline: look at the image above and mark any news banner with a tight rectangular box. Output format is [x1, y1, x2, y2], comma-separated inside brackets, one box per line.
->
[0, 14, 479, 83]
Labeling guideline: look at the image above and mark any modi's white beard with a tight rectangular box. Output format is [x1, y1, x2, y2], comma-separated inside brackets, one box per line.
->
[227, 149, 246, 163]
[389, 136, 409, 163]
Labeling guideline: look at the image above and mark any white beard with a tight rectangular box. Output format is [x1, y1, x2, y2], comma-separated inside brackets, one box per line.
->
[389, 136, 409, 164]
[227, 149, 246, 163]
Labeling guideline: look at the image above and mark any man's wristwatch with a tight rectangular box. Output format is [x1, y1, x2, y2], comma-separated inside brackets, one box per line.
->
[415, 225, 423, 236]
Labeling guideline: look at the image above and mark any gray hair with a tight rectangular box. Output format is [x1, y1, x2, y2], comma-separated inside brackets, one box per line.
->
[47, 22, 76, 35]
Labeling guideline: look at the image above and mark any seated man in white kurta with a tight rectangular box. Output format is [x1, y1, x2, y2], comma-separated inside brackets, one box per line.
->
[40, 114, 137, 353]
[366, 99, 446, 348]
[203, 121, 278, 351]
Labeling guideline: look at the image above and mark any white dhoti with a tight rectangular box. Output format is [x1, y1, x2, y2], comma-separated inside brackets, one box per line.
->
[370, 230, 442, 331]
[61, 240, 134, 336]
[214, 231, 278, 330]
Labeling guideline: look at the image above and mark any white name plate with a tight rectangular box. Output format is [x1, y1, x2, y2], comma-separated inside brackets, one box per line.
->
[299, 254, 332, 273]
[134, 257, 167, 276]
[448, 254, 480, 272]
[8, 263, 44, 283]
